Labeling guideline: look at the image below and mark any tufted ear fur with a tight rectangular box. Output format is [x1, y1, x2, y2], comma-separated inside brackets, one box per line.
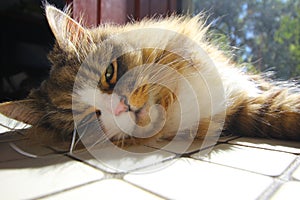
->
[0, 100, 43, 125]
[45, 4, 92, 54]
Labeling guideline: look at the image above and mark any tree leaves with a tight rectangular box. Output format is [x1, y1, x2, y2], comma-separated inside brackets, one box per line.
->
[192, 0, 300, 79]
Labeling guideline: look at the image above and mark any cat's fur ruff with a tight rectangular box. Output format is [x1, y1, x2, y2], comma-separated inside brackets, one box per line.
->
[0, 4, 299, 146]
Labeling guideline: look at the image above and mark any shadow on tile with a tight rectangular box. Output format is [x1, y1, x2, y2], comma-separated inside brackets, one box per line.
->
[70, 143, 176, 173]
[229, 137, 300, 154]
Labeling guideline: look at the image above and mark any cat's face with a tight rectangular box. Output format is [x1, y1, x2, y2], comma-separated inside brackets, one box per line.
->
[0, 5, 228, 146]
[0, 5, 195, 143]
[73, 45, 179, 141]
[74, 24, 186, 142]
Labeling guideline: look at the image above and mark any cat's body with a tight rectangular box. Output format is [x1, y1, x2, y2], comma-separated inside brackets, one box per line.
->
[0, 4, 299, 147]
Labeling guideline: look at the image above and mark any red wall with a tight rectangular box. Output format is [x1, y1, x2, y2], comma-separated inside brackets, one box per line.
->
[68, 0, 178, 27]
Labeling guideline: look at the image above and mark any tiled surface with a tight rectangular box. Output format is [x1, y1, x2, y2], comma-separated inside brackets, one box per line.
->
[125, 158, 273, 200]
[0, 156, 104, 199]
[192, 143, 296, 176]
[0, 114, 30, 134]
[1, 112, 300, 200]
[44, 179, 163, 200]
[145, 138, 218, 154]
[229, 137, 300, 154]
[292, 164, 300, 181]
[270, 182, 300, 200]
[71, 144, 176, 173]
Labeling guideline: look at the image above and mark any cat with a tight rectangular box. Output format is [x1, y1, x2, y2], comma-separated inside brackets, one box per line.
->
[0, 4, 299, 149]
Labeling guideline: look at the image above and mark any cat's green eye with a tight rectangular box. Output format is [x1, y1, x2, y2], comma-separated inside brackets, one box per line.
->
[105, 64, 114, 81]
[100, 60, 118, 90]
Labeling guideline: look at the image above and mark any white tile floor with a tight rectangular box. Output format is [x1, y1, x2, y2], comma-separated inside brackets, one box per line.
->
[125, 158, 273, 200]
[1, 114, 300, 200]
[229, 137, 300, 154]
[292, 165, 300, 181]
[0, 156, 104, 199]
[192, 144, 296, 176]
[71, 144, 176, 173]
[44, 179, 163, 200]
[270, 182, 300, 200]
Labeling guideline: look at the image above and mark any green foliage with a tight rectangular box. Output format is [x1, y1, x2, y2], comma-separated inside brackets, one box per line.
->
[275, 5, 300, 77]
[188, 0, 300, 79]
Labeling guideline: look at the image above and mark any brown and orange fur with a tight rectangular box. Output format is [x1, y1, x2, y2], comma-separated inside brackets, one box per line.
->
[0, 4, 299, 148]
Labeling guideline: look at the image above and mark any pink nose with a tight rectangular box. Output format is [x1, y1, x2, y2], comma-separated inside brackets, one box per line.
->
[114, 99, 129, 116]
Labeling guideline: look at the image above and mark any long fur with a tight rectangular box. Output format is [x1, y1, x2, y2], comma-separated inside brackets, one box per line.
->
[0, 4, 299, 148]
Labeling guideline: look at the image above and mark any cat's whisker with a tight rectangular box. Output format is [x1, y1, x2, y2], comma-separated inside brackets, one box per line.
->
[134, 49, 156, 78]
[148, 56, 193, 78]
[73, 123, 89, 148]
[86, 126, 121, 150]
[137, 61, 175, 83]
[156, 48, 190, 65]
[78, 115, 118, 149]
[69, 128, 77, 154]
[137, 46, 168, 76]
[35, 111, 57, 128]
[2, 3, 300, 153]
[143, 47, 160, 65]
[147, 70, 197, 89]
[72, 111, 108, 147]
[0, 122, 26, 136]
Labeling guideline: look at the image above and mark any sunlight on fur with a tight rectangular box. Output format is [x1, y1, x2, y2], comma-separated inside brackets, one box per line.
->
[0, 3, 299, 163]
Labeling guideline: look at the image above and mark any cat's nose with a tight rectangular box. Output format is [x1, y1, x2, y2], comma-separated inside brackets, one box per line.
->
[114, 96, 130, 116]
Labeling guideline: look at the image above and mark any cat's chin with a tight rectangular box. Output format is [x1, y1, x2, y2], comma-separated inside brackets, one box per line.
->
[130, 104, 166, 138]
[113, 111, 136, 135]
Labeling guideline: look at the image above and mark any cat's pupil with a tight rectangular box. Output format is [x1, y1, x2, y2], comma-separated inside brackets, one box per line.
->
[105, 64, 114, 81]
[95, 110, 101, 117]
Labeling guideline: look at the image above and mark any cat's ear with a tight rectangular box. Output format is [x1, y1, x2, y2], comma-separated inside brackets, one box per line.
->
[0, 100, 42, 125]
[45, 5, 92, 53]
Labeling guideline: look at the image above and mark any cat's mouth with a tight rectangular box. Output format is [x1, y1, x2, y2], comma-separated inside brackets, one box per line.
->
[114, 97, 148, 125]
[94, 96, 165, 139]
[115, 98, 166, 138]
[78, 88, 166, 140]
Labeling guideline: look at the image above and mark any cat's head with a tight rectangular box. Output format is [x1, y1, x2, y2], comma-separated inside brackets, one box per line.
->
[0, 5, 213, 143]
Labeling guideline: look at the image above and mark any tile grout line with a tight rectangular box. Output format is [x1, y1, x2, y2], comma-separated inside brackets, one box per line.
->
[188, 155, 283, 178]
[278, 156, 300, 181]
[256, 178, 284, 200]
[122, 179, 169, 199]
[37, 151, 172, 199]
[65, 147, 178, 176]
[257, 156, 300, 200]
[227, 141, 300, 155]
[3, 134, 300, 199]
[66, 151, 172, 199]
[65, 153, 115, 178]
[28, 179, 104, 200]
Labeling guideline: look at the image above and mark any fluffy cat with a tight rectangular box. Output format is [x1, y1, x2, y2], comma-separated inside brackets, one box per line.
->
[0, 4, 299, 148]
